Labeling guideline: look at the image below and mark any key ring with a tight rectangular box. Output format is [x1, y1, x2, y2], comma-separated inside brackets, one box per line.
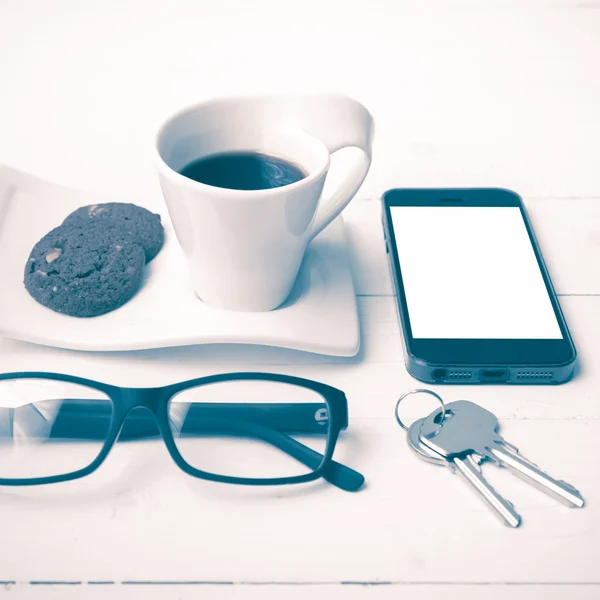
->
[394, 388, 447, 432]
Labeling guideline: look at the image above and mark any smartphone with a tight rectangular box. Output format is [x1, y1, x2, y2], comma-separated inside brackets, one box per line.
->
[382, 188, 576, 385]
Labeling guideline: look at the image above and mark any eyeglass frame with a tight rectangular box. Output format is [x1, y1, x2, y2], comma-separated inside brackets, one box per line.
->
[0, 371, 364, 492]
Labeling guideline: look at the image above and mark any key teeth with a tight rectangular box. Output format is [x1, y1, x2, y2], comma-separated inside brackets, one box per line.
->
[501, 498, 521, 528]
[493, 444, 586, 509]
[501, 439, 519, 453]
[558, 479, 575, 491]
[495, 440, 542, 470]
[557, 480, 585, 507]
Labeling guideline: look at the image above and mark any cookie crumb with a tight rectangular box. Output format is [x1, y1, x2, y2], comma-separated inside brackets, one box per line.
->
[45, 248, 62, 263]
[88, 204, 108, 217]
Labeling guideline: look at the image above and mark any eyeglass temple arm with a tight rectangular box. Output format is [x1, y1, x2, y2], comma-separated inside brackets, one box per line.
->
[51, 402, 332, 434]
[173, 402, 333, 433]
[49, 402, 364, 492]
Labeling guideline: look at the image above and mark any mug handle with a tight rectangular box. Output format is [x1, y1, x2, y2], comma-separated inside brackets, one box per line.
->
[281, 94, 374, 241]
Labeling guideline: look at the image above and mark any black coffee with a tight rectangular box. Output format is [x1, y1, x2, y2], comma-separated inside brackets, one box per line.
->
[179, 151, 307, 191]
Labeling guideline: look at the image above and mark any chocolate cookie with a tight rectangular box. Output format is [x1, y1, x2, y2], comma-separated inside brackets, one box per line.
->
[63, 203, 164, 262]
[24, 223, 146, 317]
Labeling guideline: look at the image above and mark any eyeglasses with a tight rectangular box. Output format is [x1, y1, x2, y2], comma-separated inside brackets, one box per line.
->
[0, 371, 364, 491]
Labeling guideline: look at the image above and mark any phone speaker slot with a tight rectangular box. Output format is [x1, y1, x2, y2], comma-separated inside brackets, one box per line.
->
[446, 371, 472, 380]
[515, 371, 554, 381]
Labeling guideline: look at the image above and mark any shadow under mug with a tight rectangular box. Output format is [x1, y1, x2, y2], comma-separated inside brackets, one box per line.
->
[155, 94, 374, 312]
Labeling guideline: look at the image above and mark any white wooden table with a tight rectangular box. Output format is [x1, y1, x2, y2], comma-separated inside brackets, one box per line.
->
[0, 1, 599, 598]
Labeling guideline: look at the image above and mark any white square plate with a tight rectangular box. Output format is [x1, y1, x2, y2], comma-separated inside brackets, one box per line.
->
[0, 166, 359, 356]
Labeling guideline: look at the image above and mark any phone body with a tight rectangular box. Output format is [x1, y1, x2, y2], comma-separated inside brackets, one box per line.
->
[382, 188, 576, 385]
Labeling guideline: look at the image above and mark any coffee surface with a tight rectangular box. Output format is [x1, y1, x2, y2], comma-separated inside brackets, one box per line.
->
[179, 151, 307, 191]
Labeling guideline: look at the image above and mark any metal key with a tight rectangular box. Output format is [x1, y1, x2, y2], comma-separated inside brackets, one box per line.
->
[408, 416, 522, 528]
[419, 401, 585, 510]
[407, 417, 448, 466]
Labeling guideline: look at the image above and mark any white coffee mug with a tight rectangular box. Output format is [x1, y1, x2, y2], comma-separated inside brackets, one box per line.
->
[155, 94, 374, 312]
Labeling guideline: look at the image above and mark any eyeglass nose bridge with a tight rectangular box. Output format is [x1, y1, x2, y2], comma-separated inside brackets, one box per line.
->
[111, 387, 175, 443]
[116, 386, 171, 413]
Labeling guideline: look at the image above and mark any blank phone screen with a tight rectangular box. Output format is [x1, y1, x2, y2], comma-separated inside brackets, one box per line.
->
[390, 206, 563, 339]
